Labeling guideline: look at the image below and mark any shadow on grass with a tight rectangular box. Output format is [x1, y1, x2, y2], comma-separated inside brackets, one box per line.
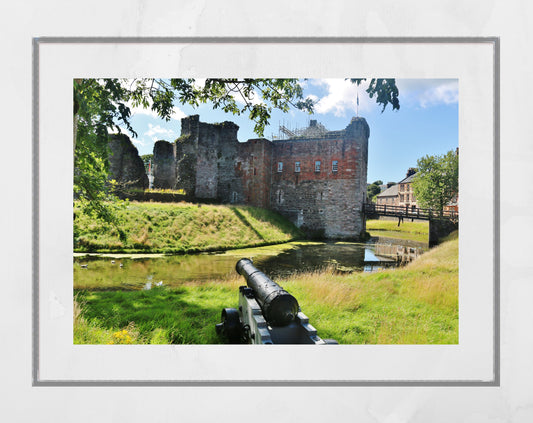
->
[231, 207, 265, 241]
[75, 287, 236, 344]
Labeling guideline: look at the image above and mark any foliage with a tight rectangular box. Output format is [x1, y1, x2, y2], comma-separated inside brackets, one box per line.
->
[140, 154, 153, 172]
[366, 180, 383, 202]
[74, 79, 135, 220]
[411, 150, 459, 215]
[350, 79, 400, 112]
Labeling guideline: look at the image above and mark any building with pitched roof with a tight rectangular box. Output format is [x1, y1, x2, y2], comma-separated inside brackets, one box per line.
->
[376, 183, 399, 206]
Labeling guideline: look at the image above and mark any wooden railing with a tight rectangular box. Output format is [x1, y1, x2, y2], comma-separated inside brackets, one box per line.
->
[363, 203, 458, 221]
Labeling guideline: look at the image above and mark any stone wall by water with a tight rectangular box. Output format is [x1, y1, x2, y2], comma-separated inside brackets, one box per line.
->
[270, 117, 369, 239]
[429, 219, 459, 246]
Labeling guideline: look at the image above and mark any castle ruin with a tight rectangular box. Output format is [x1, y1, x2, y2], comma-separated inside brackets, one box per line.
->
[151, 115, 369, 239]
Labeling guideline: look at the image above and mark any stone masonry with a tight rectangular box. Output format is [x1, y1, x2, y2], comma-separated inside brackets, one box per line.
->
[152, 115, 370, 240]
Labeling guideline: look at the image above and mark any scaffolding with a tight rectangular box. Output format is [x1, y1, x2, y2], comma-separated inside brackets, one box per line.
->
[271, 119, 329, 140]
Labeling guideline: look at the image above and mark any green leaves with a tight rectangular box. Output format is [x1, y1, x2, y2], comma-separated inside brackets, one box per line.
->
[167, 78, 313, 137]
[350, 78, 400, 112]
[367, 180, 383, 202]
[411, 150, 458, 214]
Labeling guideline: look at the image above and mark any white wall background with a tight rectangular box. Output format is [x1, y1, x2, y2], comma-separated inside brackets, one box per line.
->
[1, 1, 532, 421]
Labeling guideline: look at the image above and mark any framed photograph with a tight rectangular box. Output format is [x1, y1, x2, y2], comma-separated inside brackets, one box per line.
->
[34, 37, 498, 385]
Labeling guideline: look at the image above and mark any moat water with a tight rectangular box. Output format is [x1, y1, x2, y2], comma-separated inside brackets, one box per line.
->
[73, 238, 428, 290]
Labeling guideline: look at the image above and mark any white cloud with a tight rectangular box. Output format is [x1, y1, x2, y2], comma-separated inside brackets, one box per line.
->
[144, 124, 178, 142]
[131, 138, 147, 148]
[114, 79, 186, 121]
[297, 79, 309, 89]
[311, 79, 370, 117]
[308, 79, 458, 115]
[397, 79, 458, 108]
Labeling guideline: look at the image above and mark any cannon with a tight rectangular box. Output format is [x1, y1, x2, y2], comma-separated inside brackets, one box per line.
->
[215, 258, 338, 344]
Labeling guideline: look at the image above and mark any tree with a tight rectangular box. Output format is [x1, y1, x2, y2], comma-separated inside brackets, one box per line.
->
[141, 154, 154, 173]
[411, 150, 458, 215]
[367, 180, 383, 202]
[74, 79, 138, 220]
[350, 79, 400, 112]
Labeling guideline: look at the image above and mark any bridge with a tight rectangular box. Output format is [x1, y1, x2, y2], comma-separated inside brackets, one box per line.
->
[363, 203, 459, 246]
[363, 203, 458, 222]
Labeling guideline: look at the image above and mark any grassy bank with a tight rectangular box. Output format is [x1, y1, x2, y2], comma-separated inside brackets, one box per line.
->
[366, 219, 429, 243]
[74, 201, 303, 254]
[74, 233, 458, 344]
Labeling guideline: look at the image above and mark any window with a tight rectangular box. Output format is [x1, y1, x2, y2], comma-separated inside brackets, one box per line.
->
[277, 162, 283, 172]
[315, 160, 321, 172]
[295, 161, 301, 173]
[332, 160, 338, 173]
[232, 192, 238, 203]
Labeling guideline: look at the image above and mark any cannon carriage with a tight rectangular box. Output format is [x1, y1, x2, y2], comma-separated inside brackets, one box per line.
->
[216, 258, 338, 345]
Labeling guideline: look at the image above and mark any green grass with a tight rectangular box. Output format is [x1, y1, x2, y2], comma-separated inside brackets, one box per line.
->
[74, 275, 242, 344]
[366, 219, 429, 243]
[74, 235, 458, 344]
[74, 201, 303, 254]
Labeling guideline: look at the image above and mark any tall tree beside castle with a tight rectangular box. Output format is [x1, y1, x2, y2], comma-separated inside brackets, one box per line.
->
[411, 150, 458, 215]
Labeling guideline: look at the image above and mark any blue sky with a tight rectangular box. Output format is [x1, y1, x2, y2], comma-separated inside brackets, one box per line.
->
[119, 79, 458, 184]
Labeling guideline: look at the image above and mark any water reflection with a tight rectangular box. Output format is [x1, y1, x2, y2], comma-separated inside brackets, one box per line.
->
[74, 238, 428, 290]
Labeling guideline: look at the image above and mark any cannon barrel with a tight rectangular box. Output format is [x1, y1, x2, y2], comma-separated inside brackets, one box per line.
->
[236, 258, 299, 326]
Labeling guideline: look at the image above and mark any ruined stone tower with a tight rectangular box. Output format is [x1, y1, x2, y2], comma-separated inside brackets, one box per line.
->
[108, 133, 148, 190]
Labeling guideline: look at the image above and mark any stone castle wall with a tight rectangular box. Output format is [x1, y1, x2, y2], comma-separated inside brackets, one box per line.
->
[151, 115, 369, 239]
[236, 138, 273, 208]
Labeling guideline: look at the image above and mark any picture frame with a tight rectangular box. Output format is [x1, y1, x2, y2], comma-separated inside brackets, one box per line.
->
[33, 37, 499, 386]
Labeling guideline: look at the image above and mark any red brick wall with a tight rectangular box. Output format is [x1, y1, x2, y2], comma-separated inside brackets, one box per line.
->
[272, 138, 358, 184]
[237, 139, 272, 209]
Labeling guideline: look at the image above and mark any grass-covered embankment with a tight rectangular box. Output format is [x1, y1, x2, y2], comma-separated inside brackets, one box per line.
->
[74, 232, 458, 344]
[366, 219, 429, 243]
[74, 201, 303, 254]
